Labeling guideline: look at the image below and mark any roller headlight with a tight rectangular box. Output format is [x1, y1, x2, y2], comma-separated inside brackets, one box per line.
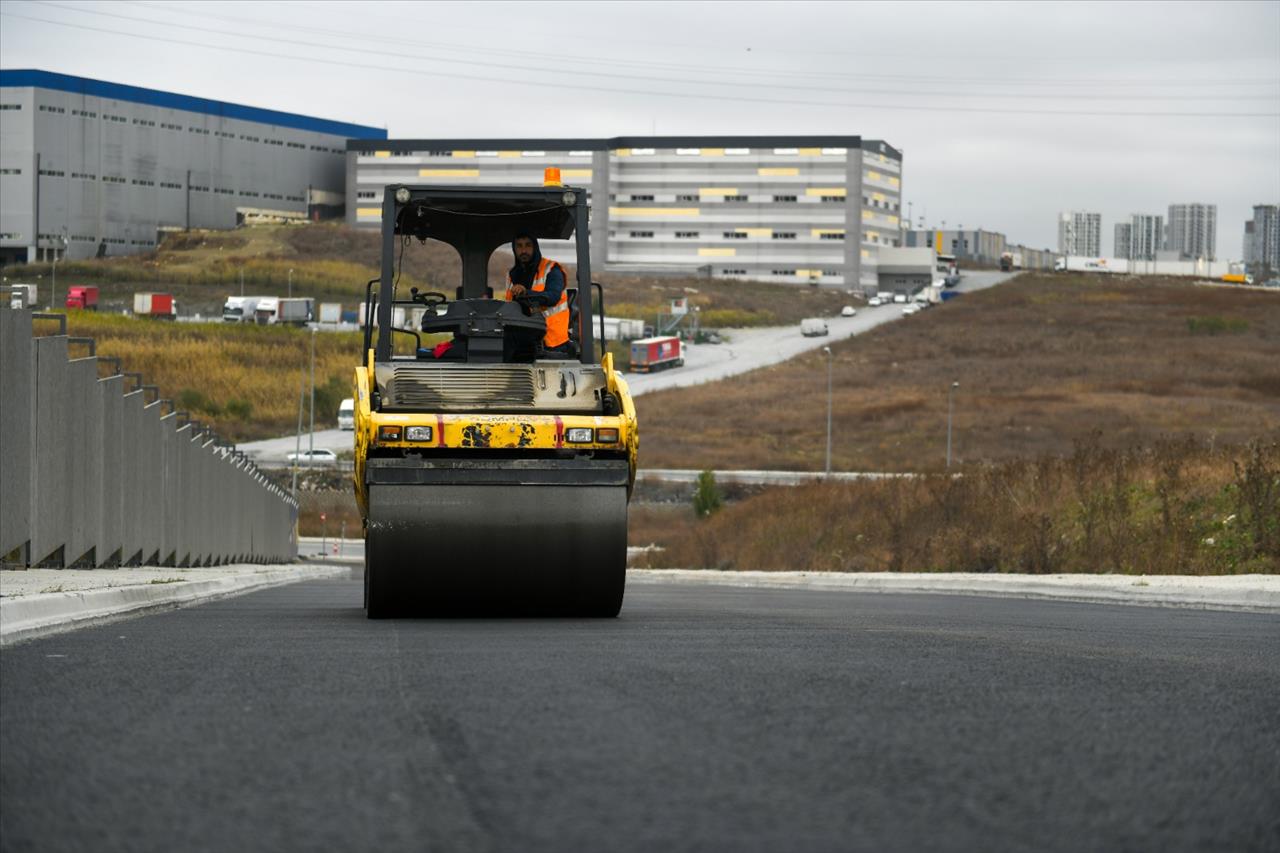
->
[405, 426, 433, 442]
[395, 187, 411, 204]
[566, 428, 593, 443]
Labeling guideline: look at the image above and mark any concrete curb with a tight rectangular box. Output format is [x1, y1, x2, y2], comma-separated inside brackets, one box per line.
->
[0, 564, 349, 647]
[627, 570, 1280, 613]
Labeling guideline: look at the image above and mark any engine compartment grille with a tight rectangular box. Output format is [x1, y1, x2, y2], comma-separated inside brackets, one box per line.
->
[383, 364, 536, 409]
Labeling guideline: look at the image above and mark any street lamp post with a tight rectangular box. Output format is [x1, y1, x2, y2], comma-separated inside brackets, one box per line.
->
[309, 327, 316, 460]
[947, 381, 959, 469]
[288, 268, 294, 299]
[823, 346, 833, 475]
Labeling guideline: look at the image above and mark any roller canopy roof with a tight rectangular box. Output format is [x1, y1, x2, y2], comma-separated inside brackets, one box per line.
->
[391, 185, 579, 255]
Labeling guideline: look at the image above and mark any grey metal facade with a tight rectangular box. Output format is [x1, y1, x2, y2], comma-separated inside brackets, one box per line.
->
[904, 228, 1007, 266]
[346, 136, 903, 291]
[0, 70, 386, 265]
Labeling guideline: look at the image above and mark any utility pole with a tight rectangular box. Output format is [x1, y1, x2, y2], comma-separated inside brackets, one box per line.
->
[823, 346, 833, 475]
[288, 268, 294, 299]
[947, 381, 959, 469]
[291, 378, 304, 497]
[308, 327, 316, 460]
[239, 268, 244, 297]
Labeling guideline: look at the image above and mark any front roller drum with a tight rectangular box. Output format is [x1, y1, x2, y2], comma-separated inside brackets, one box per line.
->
[364, 482, 627, 617]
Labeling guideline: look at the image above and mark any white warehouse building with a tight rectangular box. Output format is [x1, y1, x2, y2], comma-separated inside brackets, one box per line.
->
[346, 136, 903, 291]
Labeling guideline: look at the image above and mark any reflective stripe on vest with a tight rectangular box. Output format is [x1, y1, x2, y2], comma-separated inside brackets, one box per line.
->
[506, 257, 570, 348]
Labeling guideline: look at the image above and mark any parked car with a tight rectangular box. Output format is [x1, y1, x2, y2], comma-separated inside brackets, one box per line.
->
[840, 306, 856, 317]
[337, 398, 355, 430]
[893, 293, 908, 304]
[287, 448, 338, 466]
[902, 304, 920, 316]
[868, 297, 883, 307]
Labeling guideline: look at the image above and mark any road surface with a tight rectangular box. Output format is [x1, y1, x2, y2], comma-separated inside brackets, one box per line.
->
[2, 576, 1276, 852]
[240, 271, 1017, 462]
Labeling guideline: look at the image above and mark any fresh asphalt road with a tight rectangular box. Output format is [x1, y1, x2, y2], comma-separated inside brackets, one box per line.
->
[239, 271, 1018, 462]
[3, 577, 1277, 852]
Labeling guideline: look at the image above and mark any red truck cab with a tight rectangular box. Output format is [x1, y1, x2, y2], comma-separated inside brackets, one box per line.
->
[65, 286, 100, 311]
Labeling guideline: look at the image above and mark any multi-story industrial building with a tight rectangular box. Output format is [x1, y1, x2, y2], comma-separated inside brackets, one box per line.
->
[346, 136, 903, 291]
[903, 228, 1006, 266]
[1057, 211, 1101, 257]
[1243, 204, 1279, 276]
[1166, 203, 1217, 261]
[1114, 223, 1131, 260]
[0, 69, 385, 265]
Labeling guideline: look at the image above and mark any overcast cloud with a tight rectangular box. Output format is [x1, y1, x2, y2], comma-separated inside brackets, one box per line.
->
[2, 0, 1277, 254]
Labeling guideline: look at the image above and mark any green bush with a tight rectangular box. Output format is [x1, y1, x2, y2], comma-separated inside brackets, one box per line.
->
[693, 469, 723, 518]
[1187, 316, 1248, 335]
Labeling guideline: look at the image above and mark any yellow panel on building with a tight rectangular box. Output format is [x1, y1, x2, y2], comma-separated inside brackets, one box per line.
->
[736, 228, 772, 237]
[889, 177, 900, 187]
[561, 169, 592, 178]
[798, 148, 822, 156]
[701, 148, 725, 156]
[419, 169, 481, 177]
[608, 207, 700, 217]
[614, 148, 631, 157]
[862, 210, 873, 220]
[872, 192, 886, 202]
[861, 249, 870, 259]
[698, 247, 736, 257]
[498, 151, 522, 158]
[374, 151, 391, 158]
[699, 187, 739, 196]
[795, 269, 821, 277]
[758, 167, 799, 176]
[805, 188, 846, 197]
[867, 171, 881, 181]
[452, 150, 476, 158]
[357, 207, 381, 217]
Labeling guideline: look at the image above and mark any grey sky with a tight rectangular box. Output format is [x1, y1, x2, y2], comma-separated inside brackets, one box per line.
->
[2, 0, 1277, 255]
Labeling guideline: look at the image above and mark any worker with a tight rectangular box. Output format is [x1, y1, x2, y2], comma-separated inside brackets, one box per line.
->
[506, 233, 573, 356]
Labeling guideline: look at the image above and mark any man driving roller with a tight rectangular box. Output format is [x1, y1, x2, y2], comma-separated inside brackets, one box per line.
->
[506, 232, 573, 357]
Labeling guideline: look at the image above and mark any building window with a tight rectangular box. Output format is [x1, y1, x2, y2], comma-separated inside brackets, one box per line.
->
[771, 269, 796, 276]
[38, 169, 66, 177]
[38, 105, 66, 114]
[357, 191, 378, 200]
[773, 148, 798, 155]
[287, 142, 306, 149]
[628, 231, 654, 238]
[773, 195, 797, 203]
[723, 195, 747, 202]
[161, 122, 182, 131]
[105, 114, 127, 123]
[160, 181, 182, 189]
[676, 194, 699, 202]
[822, 269, 842, 276]
[132, 118, 156, 127]
[102, 175, 126, 184]
[630, 194, 654, 202]
[71, 109, 98, 118]
[819, 233, 845, 240]
[773, 232, 797, 240]
[631, 148, 655, 155]
[722, 232, 748, 239]
[675, 231, 700, 238]
[722, 268, 747, 275]
[0, 168, 21, 175]
[821, 196, 843, 203]
[0, 103, 21, 111]
[72, 172, 97, 180]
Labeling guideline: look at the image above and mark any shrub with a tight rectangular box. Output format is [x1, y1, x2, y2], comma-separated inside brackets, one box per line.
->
[692, 470, 723, 518]
[1187, 316, 1248, 335]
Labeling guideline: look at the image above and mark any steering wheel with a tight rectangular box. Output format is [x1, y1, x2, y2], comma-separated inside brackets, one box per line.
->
[511, 293, 550, 317]
[410, 288, 448, 308]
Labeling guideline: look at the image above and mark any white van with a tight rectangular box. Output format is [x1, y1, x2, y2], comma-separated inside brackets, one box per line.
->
[337, 398, 355, 430]
[800, 318, 829, 337]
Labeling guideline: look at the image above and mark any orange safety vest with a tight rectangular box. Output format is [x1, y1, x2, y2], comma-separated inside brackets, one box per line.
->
[505, 257, 570, 348]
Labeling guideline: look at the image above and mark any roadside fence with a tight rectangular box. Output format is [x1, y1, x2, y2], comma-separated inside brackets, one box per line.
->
[0, 302, 297, 567]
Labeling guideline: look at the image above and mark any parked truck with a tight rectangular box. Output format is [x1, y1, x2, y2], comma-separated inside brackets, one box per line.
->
[319, 302, 342, 324]
[1054, 256, 1128, 274]
[603, 316, 646, 341]
[1221, 273, 1254, 285]
[223, 295, 264, 322]
[65, 286, 99, 310]
[133, 292, 177, 319]
[6, 283, 38, 309]
[999, 251, 1023, 272]
[629, 335, 684, 372]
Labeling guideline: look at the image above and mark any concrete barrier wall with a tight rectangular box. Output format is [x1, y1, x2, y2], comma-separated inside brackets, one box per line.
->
[0, 304, 297, 567]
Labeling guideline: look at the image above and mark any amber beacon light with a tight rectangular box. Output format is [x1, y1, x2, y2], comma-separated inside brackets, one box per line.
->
[543, 167, 562, 187]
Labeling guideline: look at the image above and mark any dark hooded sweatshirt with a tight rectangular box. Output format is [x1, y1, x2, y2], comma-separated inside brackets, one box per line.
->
[508, 234, 565, 307]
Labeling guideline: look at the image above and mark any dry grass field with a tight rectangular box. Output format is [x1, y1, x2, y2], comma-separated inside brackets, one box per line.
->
[635, 274, 1280, 473]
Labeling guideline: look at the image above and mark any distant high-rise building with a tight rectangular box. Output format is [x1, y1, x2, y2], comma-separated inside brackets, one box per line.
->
[1166, 203, 1217, 261]
[1114, 223, 1132, 259]
[1244, 204, 1280, 275]
[1058, 211, 1101, 256]
[1129, 213, 1164, 261]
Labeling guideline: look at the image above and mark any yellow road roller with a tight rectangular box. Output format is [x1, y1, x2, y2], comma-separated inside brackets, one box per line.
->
[353, 176, 637, 617]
